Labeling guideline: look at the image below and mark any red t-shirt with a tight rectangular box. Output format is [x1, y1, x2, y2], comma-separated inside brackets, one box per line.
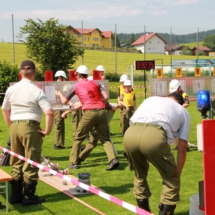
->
[65, 79, 106, 110]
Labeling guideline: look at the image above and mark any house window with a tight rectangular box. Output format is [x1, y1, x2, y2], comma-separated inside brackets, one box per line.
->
[84, 37, 86, 41]
[77, 34, 82, 38]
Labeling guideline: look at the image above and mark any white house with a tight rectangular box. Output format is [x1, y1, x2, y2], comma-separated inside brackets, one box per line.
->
[131, 33, 167, 54]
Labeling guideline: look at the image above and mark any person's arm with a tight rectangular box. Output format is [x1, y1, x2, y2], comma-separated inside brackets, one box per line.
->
[119, 94, 129, 111]
[2, 109, 11, 126]
[100, 90, 109, 102]
[38, 108, 54, 136]
[55, 91, 70, 104]
[177, 138, 187, 174]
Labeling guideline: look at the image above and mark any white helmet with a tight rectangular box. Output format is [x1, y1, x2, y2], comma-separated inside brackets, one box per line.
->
[169, 79, 181, 93]
[96, 65, 105, 72]
[55, 70, 67, 79]
[87, 76, 93, 80]
[76, 65, 89, 75]
[124, 80, 132, 86]
[119, 74, 129, 82]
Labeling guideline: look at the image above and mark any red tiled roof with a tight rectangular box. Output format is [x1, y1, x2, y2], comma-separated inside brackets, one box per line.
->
[75, 28, 102, 34]
[132, 33, 167, 46]
[101, 31, 113, 38]
[194, 46, 211, 51]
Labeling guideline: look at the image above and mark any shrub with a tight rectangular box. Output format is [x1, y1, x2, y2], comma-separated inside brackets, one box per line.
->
[105, 73, 120, 82]
[0, 60, 19, 92]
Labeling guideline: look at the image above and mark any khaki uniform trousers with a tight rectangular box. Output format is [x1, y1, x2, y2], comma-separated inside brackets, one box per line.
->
[120, 107, 123, 134]
[123, 123, 180, 205]
[71, 110, 82, 138]
[10, 120, 42, 184]
[69, 109, 115, 164]
[122, 106, 135, 135]
[54, 111, 65, 146]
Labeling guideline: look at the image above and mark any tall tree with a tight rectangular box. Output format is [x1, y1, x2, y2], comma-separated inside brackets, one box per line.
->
[129, 33, 136, 47]
[203, 34, 215, 51]
[20, 18, 84, 73]
[112, 33, 121, 48]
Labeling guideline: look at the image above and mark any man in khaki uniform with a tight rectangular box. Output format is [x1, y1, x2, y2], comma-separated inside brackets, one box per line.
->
[123, 93, 190, 215]
[56, 65, 119, 170]
[2, 60, 54, 206]
[54, 70, 68, 149]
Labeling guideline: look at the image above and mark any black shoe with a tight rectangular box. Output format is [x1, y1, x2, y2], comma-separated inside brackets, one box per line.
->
[68, 163, 79, 169]
[106, 158, 120, 171]
[22, 195, 46, 206]
[77, 157, 82, 165]
[54, 145, 65, 150]
[172, 146, 178, 150]
[187, 147, 190, 152]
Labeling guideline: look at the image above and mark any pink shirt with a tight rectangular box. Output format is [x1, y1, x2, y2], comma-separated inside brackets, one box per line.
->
[65, 79, 106, 110]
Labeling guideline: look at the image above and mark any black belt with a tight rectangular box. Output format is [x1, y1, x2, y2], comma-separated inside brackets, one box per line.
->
[11, 120, 40, 125]
[84, 108, 105, 112]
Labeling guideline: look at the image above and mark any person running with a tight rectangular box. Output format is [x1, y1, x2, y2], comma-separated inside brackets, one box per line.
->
[56, 65, 120, 170]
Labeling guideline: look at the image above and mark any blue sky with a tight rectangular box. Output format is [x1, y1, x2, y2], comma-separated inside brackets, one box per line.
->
[0, 0, 214, 42]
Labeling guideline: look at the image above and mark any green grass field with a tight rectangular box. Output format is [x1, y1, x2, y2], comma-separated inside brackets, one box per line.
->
[1, 42, 215, 76]
[0, 95, 204, 215]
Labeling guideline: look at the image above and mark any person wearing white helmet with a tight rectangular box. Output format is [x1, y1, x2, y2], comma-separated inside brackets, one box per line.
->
[56, 65, 120, 170]
[169, 79, 190, 151]
[119, 80, 137, 135]
[96, 65, 106, 80]
[53, 70, 68, 150]
[117, 74, 129, 135]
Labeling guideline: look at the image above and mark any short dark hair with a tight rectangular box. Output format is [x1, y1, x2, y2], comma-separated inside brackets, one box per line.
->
[20, 60, 35, 70]
[168, 92, 184, 105]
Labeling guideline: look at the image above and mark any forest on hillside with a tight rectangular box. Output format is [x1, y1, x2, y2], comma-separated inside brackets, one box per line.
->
[117, 29, 215, 44]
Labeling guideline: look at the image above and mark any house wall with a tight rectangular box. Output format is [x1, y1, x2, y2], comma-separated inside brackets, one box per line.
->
[102, 37, 112, 48]
[134, 36, 166, 54]
[67, 28, 112, 48]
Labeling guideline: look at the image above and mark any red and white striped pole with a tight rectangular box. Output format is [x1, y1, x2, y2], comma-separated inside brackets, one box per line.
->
[0, 146, 153, 215]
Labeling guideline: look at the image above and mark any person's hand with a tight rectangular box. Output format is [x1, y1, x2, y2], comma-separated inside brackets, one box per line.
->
[38, 129, 48, 137]
[55, 90, 61, 98]
[111, 106, 117, 112]
[61, 112, 67, 118]
[126, 106, 129, 112]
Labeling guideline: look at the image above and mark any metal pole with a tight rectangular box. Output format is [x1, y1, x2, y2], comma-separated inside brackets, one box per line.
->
[144, 25, 146, 60]
[197, 27, 199, 63]
[114, 24, 117, 74]
[12, 14, 15, 64]
[170, 26, 172, 76]
[81, 20, 84, 65]
[144, 70, 146, 99]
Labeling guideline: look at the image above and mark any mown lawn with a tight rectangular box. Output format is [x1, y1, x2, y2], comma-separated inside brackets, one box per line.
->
[0, 91, 204, 215]
[1, 42, 215, 75]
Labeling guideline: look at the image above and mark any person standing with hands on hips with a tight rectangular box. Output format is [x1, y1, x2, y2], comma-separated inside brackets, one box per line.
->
[123, 93, 190, 215]
[54, 70, 68, 150]
[2, 60, 54, 206]
[56, 65, 119, 170]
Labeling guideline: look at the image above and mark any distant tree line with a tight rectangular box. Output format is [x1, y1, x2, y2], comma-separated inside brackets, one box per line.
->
[117, 29, 215, 45]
